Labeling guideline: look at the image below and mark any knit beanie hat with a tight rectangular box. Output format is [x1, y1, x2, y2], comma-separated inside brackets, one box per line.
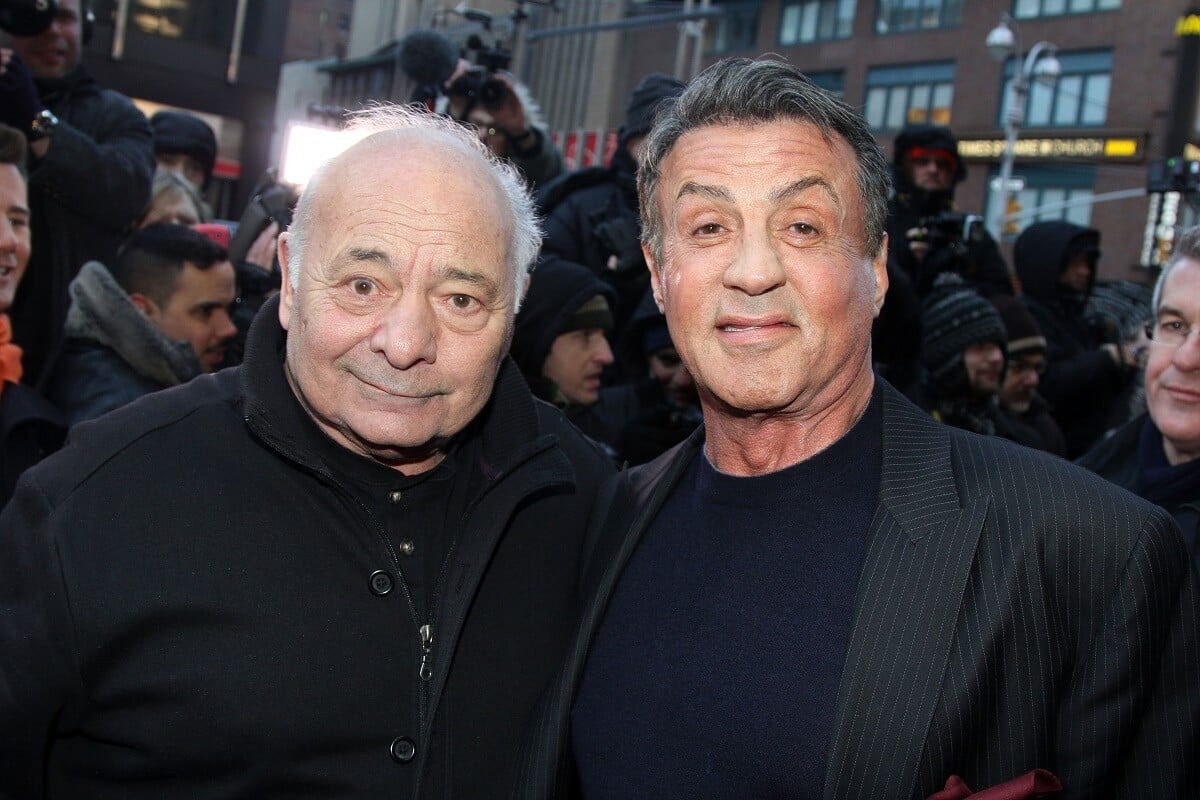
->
[990, 295, 1045, 357]
[511, 259, 616, 394]
[921, 276, 1007, 380]
[619, 73, 686, 145]
[893, 124, 967, 184]
[150, 111, 217, 188]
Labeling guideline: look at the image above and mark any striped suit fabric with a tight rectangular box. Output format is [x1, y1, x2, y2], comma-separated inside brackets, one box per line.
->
[513, 381, 1200, 799]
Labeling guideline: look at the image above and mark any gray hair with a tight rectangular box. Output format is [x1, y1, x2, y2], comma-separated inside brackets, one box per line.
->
[637, 57, 891, 264]
[286, 103, 542, 311]
[1153, 225, 1200, 311]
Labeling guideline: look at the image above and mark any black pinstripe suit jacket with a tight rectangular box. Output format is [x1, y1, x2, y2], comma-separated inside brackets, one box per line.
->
[513, 381, 1200, 799]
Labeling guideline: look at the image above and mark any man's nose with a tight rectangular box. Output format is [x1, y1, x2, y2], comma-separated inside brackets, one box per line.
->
[723, 229, 786, 296]
[370, 295, 437, 369]
[215, 310, 238, 342]
[593, 336, 614, 366]
[1172, 328, 1200, 371]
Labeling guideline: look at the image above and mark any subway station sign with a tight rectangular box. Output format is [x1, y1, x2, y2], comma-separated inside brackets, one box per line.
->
[956, 132, 1145, 162]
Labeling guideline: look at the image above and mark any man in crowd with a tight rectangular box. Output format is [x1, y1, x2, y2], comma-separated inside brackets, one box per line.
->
[1079, 224, 1200, 568]
[150, 109, 217, 193]
[511, 259, 622, 454]
[991, 294, 1067, 456]
[45, 223, 236, 424]
[0, 123, 64, 506]
[517, 57, 1199, 799]
[886, 124, 1011, 298]
[537, 73, 686, 337]
[0, 104, 623, 797]
[912, 276, 1011, 438]
[1014, 220, 1140, 457]
[0, 0, 155, 384]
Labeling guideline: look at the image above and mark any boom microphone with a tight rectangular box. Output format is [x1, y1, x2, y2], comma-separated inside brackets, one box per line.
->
[398, 28, 460, 88]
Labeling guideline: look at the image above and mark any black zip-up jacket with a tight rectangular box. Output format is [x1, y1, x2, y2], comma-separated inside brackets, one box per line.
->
[0, 297, 627, 798]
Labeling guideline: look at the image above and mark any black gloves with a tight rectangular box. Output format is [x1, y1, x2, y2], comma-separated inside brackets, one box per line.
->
[0, 54, 44, 136]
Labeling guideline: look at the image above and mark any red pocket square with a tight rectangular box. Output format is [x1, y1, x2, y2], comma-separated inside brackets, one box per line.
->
[927, 768, 1062, 800]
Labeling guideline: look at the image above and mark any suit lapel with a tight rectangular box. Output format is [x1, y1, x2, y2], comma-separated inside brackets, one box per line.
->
[824, 385, 988, 800]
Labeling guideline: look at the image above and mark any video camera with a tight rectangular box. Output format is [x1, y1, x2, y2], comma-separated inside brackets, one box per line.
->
[445, 34, 512, 113]
[913, 212, 986, 250]
[0, 0, 56, 37]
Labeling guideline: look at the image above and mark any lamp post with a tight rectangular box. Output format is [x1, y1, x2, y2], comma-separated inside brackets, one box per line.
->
[985, 14, 1061, 239]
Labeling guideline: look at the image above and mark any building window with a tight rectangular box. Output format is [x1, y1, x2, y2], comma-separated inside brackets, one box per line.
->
[780, 0, 855, 45]
[985, 165, 1097, 235]
[707, 2, 760, 53]
[864, 62, 955, 131]
[1013, 0, 1121, 20]
[999, 51, 1112, 129]
[875, 0, 964, 34]
[806, 70, 846, 98]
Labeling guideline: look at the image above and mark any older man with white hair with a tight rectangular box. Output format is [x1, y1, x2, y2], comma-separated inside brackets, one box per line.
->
[1080, 225, 1200, 568]
[0, 105, 626, 798]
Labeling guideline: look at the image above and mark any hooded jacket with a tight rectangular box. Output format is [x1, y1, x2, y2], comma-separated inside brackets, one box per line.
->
[886, 125, 1011, 298]
[44, 261, 202, 425]
[0, 294, 626, 798]
[1013, 220, 1127, 457]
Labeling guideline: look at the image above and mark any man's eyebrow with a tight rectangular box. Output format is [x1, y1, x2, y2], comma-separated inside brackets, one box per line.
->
[769, 176, 839, 205]
[676, 181, 734, 204]
[1157, 304, 1187, 319]
[440, 266, 501, 300]
[6, 203, 29, 218]
[344, 246, 391, 265]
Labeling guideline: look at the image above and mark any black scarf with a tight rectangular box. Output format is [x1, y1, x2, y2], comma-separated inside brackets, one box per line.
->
[1134, 416, 1200, 510]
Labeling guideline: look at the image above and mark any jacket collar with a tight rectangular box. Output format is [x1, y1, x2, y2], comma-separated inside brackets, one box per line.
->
[64, 261, 202, 388]
[239, 295, 570, 488]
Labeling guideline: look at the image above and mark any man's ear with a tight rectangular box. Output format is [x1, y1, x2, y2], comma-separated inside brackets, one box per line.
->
[871, 233, 890, 317]
[128, 293, 158, 321]
[643, 242, 666, 313]
[278, 232, 294, 331]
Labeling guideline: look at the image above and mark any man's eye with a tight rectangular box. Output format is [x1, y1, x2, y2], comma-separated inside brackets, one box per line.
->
[790, 222, 817, 235]
[693, 223, 722, 235]
[450, 294, 477, 310]
[351, 279, 375, 295]
[1161, 319, 1186, 333]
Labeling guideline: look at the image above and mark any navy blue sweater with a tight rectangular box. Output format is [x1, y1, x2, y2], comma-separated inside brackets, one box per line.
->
[572, 393, 882, 798]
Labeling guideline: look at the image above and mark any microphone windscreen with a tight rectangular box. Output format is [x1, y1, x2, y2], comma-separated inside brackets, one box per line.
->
[399, 29, 459, 88]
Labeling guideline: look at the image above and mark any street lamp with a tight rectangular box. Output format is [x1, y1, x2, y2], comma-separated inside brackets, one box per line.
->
[985, 14, 1061, 239]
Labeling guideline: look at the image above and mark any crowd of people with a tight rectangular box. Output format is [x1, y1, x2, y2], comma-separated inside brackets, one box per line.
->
[0, 3, 1197, 797]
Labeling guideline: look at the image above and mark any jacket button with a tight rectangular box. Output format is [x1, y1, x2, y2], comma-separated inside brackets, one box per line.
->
[387, 490, 403, 504]
[369, 570, 393, 596]
[398, 538, 415, 556]
[390, 736, 416, 763]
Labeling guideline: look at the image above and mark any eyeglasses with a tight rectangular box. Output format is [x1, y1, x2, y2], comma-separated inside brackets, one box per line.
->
[1145, 317, 1198, 347]
[1006, 359, 1046, 376]
[910, 155, 956, 172]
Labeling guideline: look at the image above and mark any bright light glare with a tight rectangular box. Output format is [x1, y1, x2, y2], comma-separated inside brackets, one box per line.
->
[280, 122, 371, 187]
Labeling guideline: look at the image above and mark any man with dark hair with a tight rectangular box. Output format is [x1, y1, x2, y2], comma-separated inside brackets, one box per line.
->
[150, 109, 217, 192]
[0, 104, 625, 799]
[0, 122, 64, 505]
[45, 223, 236, 424]
[991, 294, 1067, 456]
[0, 0, 156, 386]
[517, 57, 1199, 799]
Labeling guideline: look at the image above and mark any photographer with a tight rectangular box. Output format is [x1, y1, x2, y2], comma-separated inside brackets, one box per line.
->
[0, 0, 155, 386]
[887, 124, 1012, 298]
[442, 59, 562, 191]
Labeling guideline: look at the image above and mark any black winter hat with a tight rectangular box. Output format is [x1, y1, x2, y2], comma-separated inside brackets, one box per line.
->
[990, 295, 1045, 357]
[893, 124, 967, 184]
[511, 259, 616, 391]
[921, 275, 1007, 380]
[150, 110, 217, 188]
[620, 73, 686, 145]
